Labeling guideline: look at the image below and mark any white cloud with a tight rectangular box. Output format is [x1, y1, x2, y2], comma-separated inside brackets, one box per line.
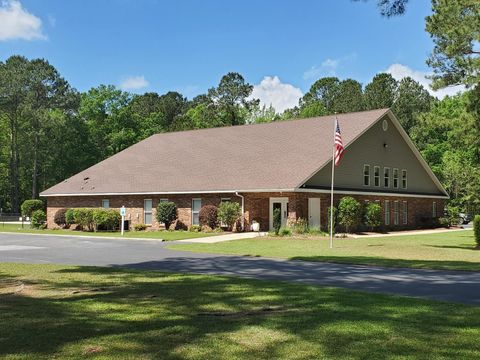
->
[303, 53, 357, 80]
[0, 0, 45, 41]
[250, 76, 303, 113]
[385, 63, 465, 99]
[119, 75, 149, 91]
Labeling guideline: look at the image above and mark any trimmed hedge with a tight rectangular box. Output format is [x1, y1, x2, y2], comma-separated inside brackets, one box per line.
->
[21, 199, 44, 218]
[474, 215, 480, 248]
[31, 209, 46, 229]
[156, 201, 177, 230]
[199, 205, 218, 229]
[68, 208, 120, 232]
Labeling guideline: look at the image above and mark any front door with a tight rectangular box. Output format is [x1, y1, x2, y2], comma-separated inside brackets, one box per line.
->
[269, 197, 288, 230]
[308, 198, 321, 228]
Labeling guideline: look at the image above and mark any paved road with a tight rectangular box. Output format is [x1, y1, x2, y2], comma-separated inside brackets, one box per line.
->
[0, 232, 479, 305]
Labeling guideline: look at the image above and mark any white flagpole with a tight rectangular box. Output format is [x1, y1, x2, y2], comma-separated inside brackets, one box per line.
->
[329, 116, 337, 249]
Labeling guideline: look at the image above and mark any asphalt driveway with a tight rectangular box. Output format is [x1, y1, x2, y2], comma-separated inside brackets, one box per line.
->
[0, 232, 479, 305]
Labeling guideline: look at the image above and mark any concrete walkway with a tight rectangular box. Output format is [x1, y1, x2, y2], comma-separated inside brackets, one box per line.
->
[182, 231, 266, 243]
[0, 233, 479, 305]
[350, 227, 470, 238]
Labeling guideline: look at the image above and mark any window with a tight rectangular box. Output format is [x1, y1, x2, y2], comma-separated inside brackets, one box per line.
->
[384, 167, 390, 188]
[402, 201, 408, 225]
[192, 199, 201, 225]
[432, 202, 437, 218]
[384, 200, 390, 225]
[393, 168, 399, 188]
[401, 169, 407, 189]
[144, 199, 153, 225]
[101, 199, 109, 209]
[363, 165, 370, 186]
[374, 166, 380, 187]
[394, 201, 399, 225]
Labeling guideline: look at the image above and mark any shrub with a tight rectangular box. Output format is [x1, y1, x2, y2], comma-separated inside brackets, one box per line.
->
[217, 201, 241, 230]
[31, 209, 46, 229]
[438, 217, 450, 228]
[288, 218, 308, 235]
[474, 215, 480, 248]
[364, 203, 382, 231]
[338, 197, 362, 233]
[92, 209, 121, 231]
[272, 208, 282, 235]
[201, 225, 213, 233]
[134, 223, 148, 231]
[278, 227, 292, 236]
[156, 201, 177, 230]
[199, 205, 218, 229]
[188, 225, 201, 232]
[21, 199, 44, 218]
[446, 205, 460, 227]
[72, 208, 95, 231]
[327, 206, 338, 234]
[54, 208, 68, 227]
[65, 209, 75, 225]
[308, 225, 323, 236]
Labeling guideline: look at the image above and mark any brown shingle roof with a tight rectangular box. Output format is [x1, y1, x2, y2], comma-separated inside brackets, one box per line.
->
[40, 108, 390, 196]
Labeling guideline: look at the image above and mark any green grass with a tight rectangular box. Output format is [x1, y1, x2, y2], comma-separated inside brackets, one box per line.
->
[0, 223, 216, 241]
[169, 230, 480, 271]
[0, 263, 479, 359]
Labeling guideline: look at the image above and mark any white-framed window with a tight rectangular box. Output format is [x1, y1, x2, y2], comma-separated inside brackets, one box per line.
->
[402, 201, 408, 225]
[384, 167, 390, 188]
[144, 199, 153, 225]
[401, 169, 407, 189]
[192, 198, 202, 226]
[101, 199, 109, 209]
[432, 202, 437, 218]
[374, 166, 380, 187]
[384, 200, 390, 225]
[363, 165, 370, 186]
[393, 168, 399, 189]
[394, 201, 399, 225]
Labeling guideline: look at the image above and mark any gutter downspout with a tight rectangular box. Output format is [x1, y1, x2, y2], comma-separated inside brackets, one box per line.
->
[235, 191, 245, 231]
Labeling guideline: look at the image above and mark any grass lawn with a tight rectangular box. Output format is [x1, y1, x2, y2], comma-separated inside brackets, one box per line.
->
[169, 230, 480, 271]
[0, 263, 479, 359]
[0, 223, 216, 241]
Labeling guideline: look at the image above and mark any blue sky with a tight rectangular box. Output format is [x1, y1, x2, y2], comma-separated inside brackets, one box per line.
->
[0, 0, 462, 111]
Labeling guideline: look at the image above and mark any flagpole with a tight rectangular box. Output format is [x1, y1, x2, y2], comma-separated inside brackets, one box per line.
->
[329, 116, 337, 249]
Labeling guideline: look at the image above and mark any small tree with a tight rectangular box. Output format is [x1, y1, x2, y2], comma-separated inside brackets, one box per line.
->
[199, 205, 218, 229]
[54, 208, 68, 228]
[21, 199, 44, 218]
[273, 208, 282, 235]
[156, 201, 177, 230]
[364, 202, 382, 231]
[65, 209, 75, 226]
[217, 201, 241, 231]
[31, 209, 46, 229]
[338, 197, 362, 233]
[446, 205, 460, 227]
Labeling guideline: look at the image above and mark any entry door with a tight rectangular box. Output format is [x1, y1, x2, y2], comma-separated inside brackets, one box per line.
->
[269, 197, 289, 230]
[308, 198, 321, 228]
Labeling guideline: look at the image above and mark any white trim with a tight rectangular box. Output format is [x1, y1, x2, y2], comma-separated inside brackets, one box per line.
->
[393, 168, 399, 189]
[40, 188, 296, 197]
[295, 188, 449, 199]
[374, 165, 380, 187]
[143, 199, 153, 225]
[363, 164, 370, 187]
[384, 200, 390, 225]
[269, 197, 289, 231]
[192, 198, 202, 226]
[401, 169, 408, 190]
[384, 167, 390, 188]
[393, 200, 399, 225]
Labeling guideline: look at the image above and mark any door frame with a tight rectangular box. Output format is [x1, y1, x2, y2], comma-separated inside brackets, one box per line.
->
[269, 197, 289, 230]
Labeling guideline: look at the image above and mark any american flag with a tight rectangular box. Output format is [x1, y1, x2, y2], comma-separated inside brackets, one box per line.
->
[334, 119, 344, 166]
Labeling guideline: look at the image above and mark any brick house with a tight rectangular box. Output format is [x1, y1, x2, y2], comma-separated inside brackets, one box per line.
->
[41, 108, 448, 231]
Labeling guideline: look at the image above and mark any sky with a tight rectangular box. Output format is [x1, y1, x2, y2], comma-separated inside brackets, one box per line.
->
[0, 0, 464, 112]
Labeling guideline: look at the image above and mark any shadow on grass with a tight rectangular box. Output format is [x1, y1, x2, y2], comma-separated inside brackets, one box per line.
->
[1, 264, 479, 359]
[427, 244, 478, 250]
[290, 255, 480, 271]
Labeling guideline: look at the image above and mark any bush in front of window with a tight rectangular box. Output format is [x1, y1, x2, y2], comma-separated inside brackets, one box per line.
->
[199, 205, 218, 229]
[21, 199, 44, 218]
[338, 197, 362, 233]
[54, 208, 68, 228]
[363, 203, 382, 231]
[31, 209, 46, 229]
[156, 201, 177, 230]
[92, 209, 121, 231]
[72, 208, 95, 231]
[218, 201, 241, 231]
[65, 209, 75, 226]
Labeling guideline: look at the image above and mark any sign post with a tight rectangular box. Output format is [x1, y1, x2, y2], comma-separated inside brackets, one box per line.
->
[120, 206, 126, 236]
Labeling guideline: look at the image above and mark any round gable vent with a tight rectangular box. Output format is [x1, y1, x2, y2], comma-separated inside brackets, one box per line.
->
[382, 119, 389, 131]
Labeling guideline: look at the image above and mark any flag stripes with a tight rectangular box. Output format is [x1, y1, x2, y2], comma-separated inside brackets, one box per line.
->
[334, 120, 344, 166]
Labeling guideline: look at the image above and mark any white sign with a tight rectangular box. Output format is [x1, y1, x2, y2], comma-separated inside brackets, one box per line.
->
[120, 206, 126, 216]
[120, 206, 126, 235]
